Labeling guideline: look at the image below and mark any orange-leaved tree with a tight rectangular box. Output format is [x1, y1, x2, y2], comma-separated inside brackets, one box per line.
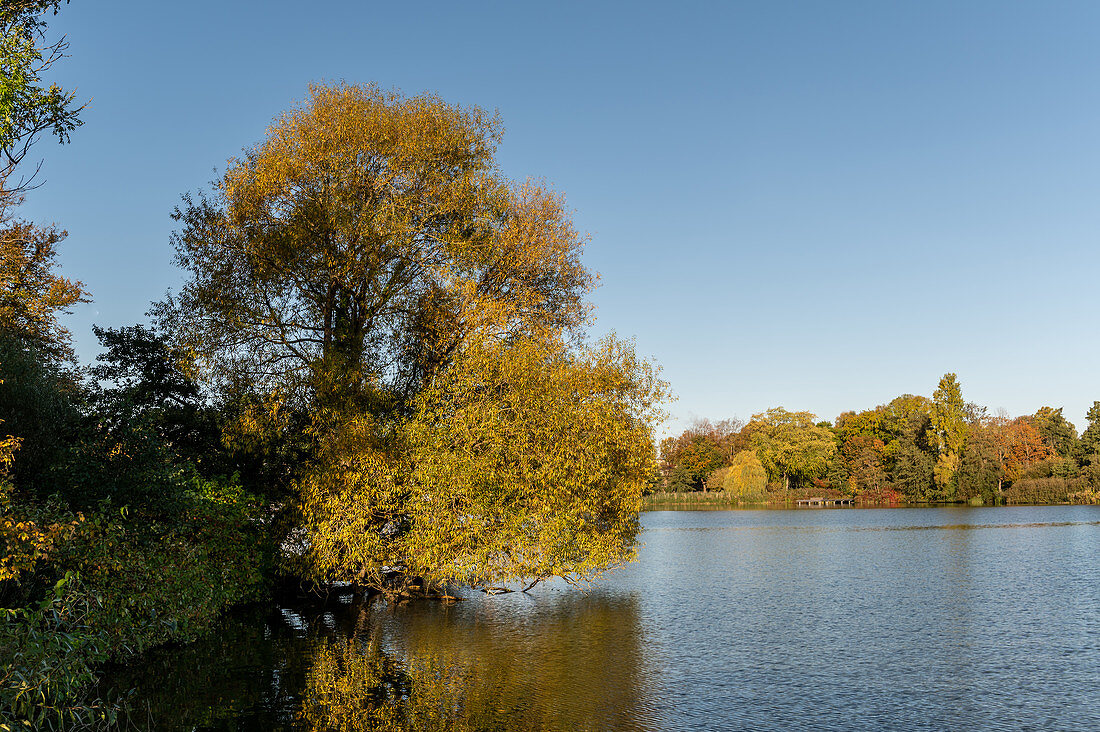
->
[0, 194, 88, 363]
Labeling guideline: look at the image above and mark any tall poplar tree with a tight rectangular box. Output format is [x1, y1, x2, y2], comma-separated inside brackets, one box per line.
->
[930, 372, 968, 495]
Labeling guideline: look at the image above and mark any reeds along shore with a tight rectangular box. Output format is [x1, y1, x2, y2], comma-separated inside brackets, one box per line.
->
[641, 484, 1100, 510]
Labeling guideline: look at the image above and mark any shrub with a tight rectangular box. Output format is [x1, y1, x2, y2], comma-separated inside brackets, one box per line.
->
[0, 475, 272, 726]
[722, 451, 768, 501]
[1004, 477, 1087, 504]
[0, 573, 119, 730]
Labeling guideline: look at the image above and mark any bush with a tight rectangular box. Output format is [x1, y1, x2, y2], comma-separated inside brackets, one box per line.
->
[0, 573, 119, 730]
[0, 475, 272, 726]
[1020, 457, 1079, 480]
[1004, 477, 1087, 504]
[1, 333, 188, 512]
[721, 451, 768, 501]
[0, 335, 83, 497]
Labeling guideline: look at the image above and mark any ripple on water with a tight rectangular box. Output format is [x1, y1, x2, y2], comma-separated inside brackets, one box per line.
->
[107, 505, 1099, 730]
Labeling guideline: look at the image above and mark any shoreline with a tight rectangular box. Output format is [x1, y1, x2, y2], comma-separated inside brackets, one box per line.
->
[641, 492, 1100, 510]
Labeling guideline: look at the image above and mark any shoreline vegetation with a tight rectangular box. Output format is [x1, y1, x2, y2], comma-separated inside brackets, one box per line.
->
[1, 9, 665, 725]
[652, 376, 1100, 512]
[642, 490, 1099, 510]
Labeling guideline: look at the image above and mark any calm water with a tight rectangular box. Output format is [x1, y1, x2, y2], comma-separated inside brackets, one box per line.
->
[109, 506, 1100, 730]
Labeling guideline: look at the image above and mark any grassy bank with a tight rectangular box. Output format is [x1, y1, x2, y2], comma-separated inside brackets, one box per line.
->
[643, 491, 761, 509]
[643, 487, 857, 509]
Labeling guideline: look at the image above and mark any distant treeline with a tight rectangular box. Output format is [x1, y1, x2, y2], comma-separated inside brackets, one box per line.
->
[656, 374, 1100, 505]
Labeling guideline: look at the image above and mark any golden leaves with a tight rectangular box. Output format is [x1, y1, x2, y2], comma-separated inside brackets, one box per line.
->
[0, 207, 89, 361]
[403, 326, 665, 588]
[169, 82, 666, 592]
[170, 82, 591, 406]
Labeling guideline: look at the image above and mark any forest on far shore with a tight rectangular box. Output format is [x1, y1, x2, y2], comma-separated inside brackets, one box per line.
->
[655, 373, 1100, 506]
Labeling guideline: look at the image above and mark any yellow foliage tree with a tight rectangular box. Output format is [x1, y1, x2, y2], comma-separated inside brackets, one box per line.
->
[722, 450, 768, 498]
[163, 83, 665, 593]
[404, 325, 665, 590]
[161, 82, 590, 407]
[931, 373, 968, 495]
[292, 322, 666, 593]
[746, 408, 836, 491]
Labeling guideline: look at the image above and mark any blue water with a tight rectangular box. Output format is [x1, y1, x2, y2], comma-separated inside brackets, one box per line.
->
[111, 505, 1100, 730]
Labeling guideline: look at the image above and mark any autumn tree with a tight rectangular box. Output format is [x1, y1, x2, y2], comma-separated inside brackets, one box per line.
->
[0, 0, 87, 357]
[0, 171, 89, 496]
[163, 83, 665, 593]
[885, 438, 935, 501]
[660, 434, 722, 492]
[746, 408, 835, 491]
[829, 395, 934, 499]
[957, 410, 1055, 503]
[956, 421, 1001, 503]
[161, 84, 590, 405]
[1, 1, 84, 198]
[930, 373, 968, 496]
[0, 198, 88, 362]
[657, 417, 743, 491]
[836, 395, 932, 448]
[404, 329, 663, 589]
[690, 417, 745, 462]
[839, 434, 889, 495]
[1003, 418, 1052, 483]
[1027, 406, 1078, 459]
[0, 0, 89, 504]
[885, 394, 934, 442]
[1076, 402, 1100, 458]
[717, 450, 768, 498]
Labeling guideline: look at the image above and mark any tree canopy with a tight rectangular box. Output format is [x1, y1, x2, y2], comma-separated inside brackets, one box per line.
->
[658, 418, 742, 491]
[653, 373, 1098, 506]
[716, 450, 768, 498]
[931, 373, 967, 494]
[162, 83, 666, 594]
[161, 83, 591, 412]
[1, 1, 83, 197]
[746, 408, 835, 491]
[1078, 402, 1100, 457]
[0, 201, 88, 362]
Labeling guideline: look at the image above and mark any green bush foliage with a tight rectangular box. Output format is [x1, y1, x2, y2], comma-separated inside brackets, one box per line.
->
[0, 573, 117, 730]
[0, 475, 272, 728]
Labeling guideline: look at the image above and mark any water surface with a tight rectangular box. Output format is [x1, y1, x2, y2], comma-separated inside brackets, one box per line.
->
[110, 505, 1100, 730]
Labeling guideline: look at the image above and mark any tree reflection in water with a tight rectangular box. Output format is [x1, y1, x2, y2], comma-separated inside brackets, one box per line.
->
[105, 588, 652, 731]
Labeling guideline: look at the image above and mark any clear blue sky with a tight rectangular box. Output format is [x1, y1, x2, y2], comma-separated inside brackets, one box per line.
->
[20, 0, 1100, 434]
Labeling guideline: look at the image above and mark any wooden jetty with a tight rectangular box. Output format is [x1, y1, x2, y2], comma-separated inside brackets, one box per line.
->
[795, 497, 854, 506]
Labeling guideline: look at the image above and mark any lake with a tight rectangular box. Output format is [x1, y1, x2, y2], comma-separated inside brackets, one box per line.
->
[108, 505, 1100, 730]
